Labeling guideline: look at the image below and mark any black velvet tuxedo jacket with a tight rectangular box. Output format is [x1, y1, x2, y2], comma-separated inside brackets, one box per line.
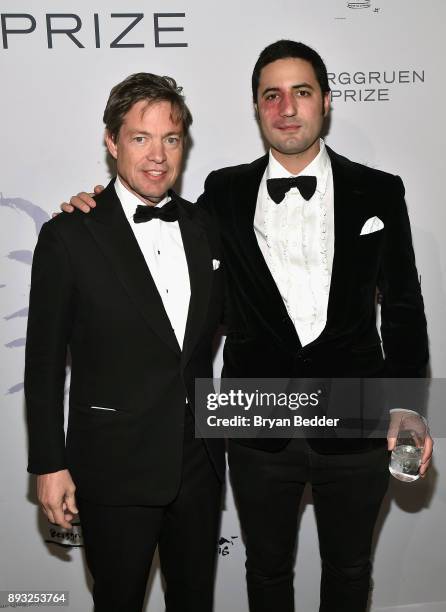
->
[25, 181, 225, 505]
[199, 147, 429, 453]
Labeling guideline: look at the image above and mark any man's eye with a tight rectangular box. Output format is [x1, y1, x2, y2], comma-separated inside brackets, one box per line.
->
[297, 90, 310, 97]
[265, 94, 279, 101]
[134, 136, 145, 143]
[166, 136, 180, 145]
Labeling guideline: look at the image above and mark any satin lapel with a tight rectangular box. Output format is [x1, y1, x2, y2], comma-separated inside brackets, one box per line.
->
[83, 181, 180, 355]
[233, 155, 300, 348]
[322, 148, 365, 334]
[177, 195, 213, 366]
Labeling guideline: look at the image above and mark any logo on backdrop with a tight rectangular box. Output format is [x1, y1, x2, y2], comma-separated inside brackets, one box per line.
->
[1, 12, 188, 49]
[44, 526, 235, 551]
[335, 0, 381, 19]
[45, 529, 237, 551]
[0, 194, 49, 395]
[45, 519, 83, 547]
[330, 1, 423, 102]
[347, 1, 372, 8]
[329, 68, 424, 102]
[218, 535, 239, 557]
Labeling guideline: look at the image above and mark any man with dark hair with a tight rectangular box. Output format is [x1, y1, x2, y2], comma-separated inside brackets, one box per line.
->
[200, 39, 432, 612]
[26, 72, 224, 612]
[62, 41, 432, 611]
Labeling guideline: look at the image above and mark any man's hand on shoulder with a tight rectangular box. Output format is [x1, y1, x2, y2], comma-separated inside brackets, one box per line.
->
[59, 185, 104, 214]
[37, 469, 78, 529]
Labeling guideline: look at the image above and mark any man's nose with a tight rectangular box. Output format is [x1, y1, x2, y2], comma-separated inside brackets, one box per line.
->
[279, 92, 297, 116]
[147, 140, 166, 163]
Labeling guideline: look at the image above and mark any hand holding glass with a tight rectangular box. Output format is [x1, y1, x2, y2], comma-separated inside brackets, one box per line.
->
[389, 413, 427, 482]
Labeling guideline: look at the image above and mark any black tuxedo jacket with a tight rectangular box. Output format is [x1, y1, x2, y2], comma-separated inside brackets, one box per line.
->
[198, 147, 429, 452]
[25, 181, 225, 505]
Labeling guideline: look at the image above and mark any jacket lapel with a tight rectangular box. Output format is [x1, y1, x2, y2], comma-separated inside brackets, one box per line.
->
[318, 147, 366, 339]
[232, 155, 301, 349]
[83, 181, 181, 355]
[176, 194, 214, 366]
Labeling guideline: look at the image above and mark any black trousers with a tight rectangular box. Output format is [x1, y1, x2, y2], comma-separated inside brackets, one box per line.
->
[228, 438, 389, 612]
[77, 410, 222, 612]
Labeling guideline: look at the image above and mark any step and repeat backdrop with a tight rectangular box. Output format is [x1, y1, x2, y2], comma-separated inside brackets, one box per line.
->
[1, 1, 445, 610]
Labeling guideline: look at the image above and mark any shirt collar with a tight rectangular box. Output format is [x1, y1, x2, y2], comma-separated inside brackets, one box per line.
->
[114, 175, 171, 222]
[266, 138, 330, 196]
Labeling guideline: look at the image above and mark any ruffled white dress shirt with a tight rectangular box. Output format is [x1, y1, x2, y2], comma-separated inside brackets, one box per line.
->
[254, 139, 334, 346]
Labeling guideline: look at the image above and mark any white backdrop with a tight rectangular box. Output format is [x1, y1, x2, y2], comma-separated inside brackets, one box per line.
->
[1, 1, 445, 610]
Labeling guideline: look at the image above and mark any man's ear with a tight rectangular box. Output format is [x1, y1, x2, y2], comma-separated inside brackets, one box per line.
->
[254, 103, 259, 121]
[104, 130, 118, 160]
[323, 92, 331, 117]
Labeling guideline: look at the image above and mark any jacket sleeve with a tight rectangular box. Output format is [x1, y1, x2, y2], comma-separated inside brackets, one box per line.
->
[377, 176, 429, 378]
[25, 220, 75, 474]
[196, 170, 219, 211]
[197, 172, 229, 328]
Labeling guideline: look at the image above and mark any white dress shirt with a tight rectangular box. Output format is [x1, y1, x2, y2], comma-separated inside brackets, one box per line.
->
[114, 176, 190, 349]
[254, 139, 334, 346]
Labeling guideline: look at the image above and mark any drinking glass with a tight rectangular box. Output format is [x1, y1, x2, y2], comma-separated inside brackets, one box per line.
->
[389, 412, 427, 482]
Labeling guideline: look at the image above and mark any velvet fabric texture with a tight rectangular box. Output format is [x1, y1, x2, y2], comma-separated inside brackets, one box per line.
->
[199, 147, 428, 453]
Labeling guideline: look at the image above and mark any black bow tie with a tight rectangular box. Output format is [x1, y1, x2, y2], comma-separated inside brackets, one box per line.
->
[267, 175, 317, 204]
[133, 199, 179, 223]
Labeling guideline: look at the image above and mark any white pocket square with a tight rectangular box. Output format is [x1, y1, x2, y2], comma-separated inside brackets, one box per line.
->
[360, 216, 384, 235]
[212, 259, 220, 271]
